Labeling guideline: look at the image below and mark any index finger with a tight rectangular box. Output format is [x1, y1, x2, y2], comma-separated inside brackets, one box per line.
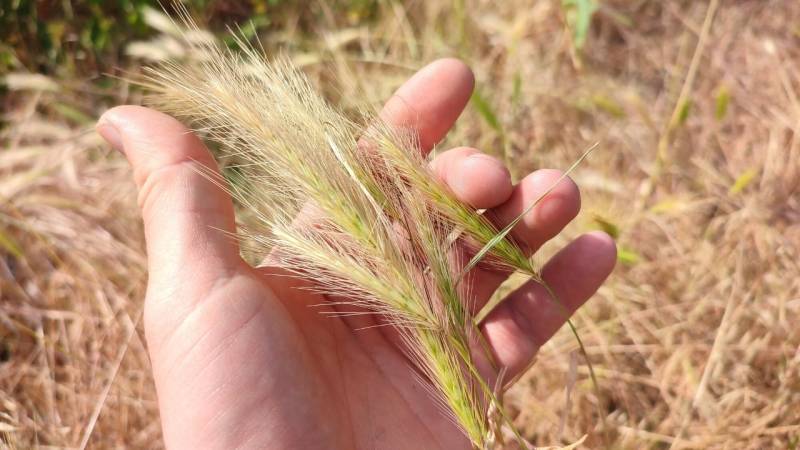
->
[377, 58, 475, 154]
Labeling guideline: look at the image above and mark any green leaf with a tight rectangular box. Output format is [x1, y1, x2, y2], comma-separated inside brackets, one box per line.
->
[52, 102, 93, 125]
[715, 85, 730, 120]
[729, 168, 757, 195]
[511, 72, 522, 107]
[562, 0, 598, 50]
[677, 98, 692, 125]
[592, 94, 626, 118]
[649, 198, 688, 215]
[0, 228, 23, 260]
[617, 246, 639, 265]
[592, 214, 620, 239]
[470, 88, 502, 133]
[788, 435, 799, 450]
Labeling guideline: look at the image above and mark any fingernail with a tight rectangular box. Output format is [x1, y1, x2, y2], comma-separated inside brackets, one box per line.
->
[96, 120, 123, 153]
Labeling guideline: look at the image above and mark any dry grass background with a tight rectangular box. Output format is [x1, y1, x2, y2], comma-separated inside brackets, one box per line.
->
[2, 0, 800, 448]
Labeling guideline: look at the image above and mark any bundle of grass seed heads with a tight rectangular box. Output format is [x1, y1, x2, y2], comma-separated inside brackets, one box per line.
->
[140, 15, 594, 450]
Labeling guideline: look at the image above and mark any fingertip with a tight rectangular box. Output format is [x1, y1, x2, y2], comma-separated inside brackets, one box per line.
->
[585, 229, 615, 241]
[524, 169, 581, 228]
[542, 231, 617, 293]
[96, 121, 123, 153]
[98, 105, 160, 132]
[97, 106, 149, 153]
[101, 105, 191, 141]
[383, 58, 475, 152]
[491, 169, 581, 250]
[96, 106, 216, 180]
[98, 104, 138, 122]
[422, 58, 475, 92]
[431, 147, 513, 209]
[452, 153, 513, 208]
[576, 231, 617, 278]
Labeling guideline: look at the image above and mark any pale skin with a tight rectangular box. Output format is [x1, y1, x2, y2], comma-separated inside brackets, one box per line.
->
[96, 59, 616, 449]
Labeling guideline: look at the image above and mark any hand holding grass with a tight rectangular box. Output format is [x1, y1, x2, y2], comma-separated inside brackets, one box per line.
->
[97, 59, 616, 449]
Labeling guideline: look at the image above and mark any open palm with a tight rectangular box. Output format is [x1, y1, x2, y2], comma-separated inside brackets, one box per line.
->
[97, 59, 615, 449]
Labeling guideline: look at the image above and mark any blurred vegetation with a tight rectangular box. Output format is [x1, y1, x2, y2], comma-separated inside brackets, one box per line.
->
[0, 0, 380, 132]
[0, 0, 379, 78]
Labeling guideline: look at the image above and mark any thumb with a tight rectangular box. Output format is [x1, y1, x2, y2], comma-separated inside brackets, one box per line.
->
[96, 105, 241, 300]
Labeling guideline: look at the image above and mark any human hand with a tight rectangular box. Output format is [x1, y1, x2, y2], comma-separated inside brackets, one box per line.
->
[96, 59, 616, 449]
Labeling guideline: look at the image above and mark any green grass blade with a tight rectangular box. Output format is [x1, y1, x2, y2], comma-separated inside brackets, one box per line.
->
[0, 227, 24, 259]
[539, 280, 607, 439]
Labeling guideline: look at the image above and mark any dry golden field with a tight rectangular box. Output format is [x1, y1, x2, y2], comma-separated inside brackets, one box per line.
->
[2, 1, 800, 448]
